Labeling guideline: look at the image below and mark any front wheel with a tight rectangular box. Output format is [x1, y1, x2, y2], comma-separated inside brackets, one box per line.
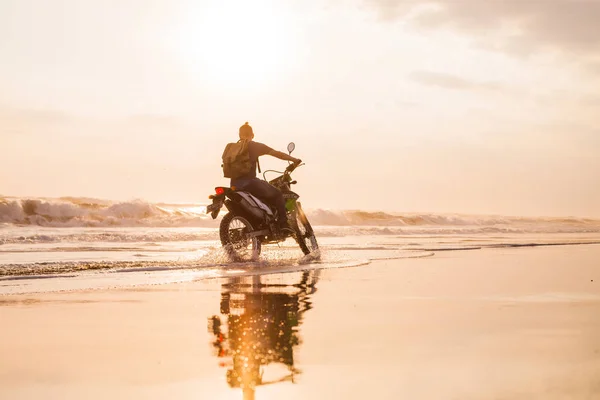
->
[291, 203, 319, 256]
[220, 213, 261, 261]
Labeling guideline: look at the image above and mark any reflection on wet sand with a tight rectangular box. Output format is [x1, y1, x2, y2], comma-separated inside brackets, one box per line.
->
[208, 270, 320, 400]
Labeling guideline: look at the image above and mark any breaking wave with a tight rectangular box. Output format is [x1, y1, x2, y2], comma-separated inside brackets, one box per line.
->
[0, 196, 215, 228]
[1, 196, 600, 233]
[307, 209, 600, 227]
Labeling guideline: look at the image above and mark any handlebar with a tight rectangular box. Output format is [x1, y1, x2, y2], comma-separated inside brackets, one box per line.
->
[263, 160, 303, 181]
[285, 159, 302, 174]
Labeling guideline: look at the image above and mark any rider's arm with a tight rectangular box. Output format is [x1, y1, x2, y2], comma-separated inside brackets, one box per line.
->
[267, 149, 301, 164]
[253, 141, 301, 164]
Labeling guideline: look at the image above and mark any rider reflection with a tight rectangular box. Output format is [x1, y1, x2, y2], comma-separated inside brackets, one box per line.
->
[208, 271, 319, 399]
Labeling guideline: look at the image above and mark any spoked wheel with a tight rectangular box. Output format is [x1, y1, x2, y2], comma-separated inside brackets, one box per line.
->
[220, 213, 261, 261]
[291, 203, 319, 256]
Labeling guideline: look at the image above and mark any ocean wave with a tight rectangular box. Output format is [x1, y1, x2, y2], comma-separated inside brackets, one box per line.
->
[307, 209, 599, 227]
[3, 225, 600, 245]
[0, 230, 220, 245]
[0, 197, 217, 228]
[1, 196, 600, 233]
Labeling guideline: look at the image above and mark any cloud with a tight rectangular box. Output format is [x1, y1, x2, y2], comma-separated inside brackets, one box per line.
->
[0, 105, 74, 136]
[0, 105, 69, 124]
[367, 0, 600, 59]
[408, 70, 502, 91]
[0, 106, 192, 142]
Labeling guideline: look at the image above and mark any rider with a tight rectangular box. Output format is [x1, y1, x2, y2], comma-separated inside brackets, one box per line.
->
[231, 122, 301, 233]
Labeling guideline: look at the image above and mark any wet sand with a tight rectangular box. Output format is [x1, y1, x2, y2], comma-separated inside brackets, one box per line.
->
[1, 244, 599, 400]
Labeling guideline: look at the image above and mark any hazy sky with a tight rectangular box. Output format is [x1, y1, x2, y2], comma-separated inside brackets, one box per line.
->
[1, 0, 599, 217]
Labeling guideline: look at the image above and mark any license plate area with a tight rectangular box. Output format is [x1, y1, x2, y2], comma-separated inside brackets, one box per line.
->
[206, 199, 224, 218]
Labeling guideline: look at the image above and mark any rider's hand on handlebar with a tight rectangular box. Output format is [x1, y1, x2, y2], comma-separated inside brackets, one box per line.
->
[286, 158, 302, 172]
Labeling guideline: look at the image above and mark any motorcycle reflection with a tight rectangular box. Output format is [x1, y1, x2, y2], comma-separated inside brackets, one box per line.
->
[207, 271, 320, 399]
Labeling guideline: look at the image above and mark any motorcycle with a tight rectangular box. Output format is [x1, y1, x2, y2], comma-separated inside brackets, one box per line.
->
[206, 142, 319, 261]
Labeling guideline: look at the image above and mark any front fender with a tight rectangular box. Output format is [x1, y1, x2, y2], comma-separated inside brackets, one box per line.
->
[283, 191, 300, 200]
[283, 191, 300, 212]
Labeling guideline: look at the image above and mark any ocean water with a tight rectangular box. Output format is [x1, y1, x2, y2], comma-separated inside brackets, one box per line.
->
[2, 196, 600, 294]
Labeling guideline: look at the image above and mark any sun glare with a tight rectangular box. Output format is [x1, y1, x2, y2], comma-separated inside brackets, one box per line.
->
[174, 0, 296, 91]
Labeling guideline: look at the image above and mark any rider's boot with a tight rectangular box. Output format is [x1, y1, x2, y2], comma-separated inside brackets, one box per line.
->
[277, 221, 294, 239]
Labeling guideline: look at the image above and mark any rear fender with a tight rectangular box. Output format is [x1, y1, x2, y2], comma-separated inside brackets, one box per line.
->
[206, 187, 235, 219]
[206, 193, 226, 219]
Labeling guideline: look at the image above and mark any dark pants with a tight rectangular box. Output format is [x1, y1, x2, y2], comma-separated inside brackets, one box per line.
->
[232, 178, 287, 226]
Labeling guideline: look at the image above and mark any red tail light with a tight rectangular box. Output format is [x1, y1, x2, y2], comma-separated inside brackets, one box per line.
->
[215, 187, 225, 195]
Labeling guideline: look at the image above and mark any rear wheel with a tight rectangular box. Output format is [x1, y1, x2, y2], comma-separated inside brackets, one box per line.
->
[291, 203, 319, 256]
[220, 213, 261, 261]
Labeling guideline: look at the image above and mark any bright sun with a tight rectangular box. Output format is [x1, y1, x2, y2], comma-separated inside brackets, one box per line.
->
[174, 0, 297, 90]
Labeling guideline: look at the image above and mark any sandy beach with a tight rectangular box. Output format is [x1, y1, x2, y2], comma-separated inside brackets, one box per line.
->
[1, 244, 599, 400]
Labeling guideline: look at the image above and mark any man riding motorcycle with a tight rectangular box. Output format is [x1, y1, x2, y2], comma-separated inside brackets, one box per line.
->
[226, 122, 301, 234]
